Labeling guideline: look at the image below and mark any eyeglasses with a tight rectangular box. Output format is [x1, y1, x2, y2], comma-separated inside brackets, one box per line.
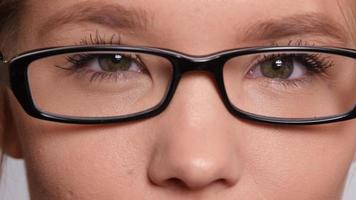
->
[1, 45, 356, 125]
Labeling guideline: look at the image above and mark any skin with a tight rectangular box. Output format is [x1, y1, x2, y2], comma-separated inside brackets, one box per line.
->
[2, 0, 356, 199]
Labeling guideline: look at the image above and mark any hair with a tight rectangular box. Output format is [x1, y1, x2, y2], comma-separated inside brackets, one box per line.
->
[0, 0, 23, 180]
[0, 0, 23, 52]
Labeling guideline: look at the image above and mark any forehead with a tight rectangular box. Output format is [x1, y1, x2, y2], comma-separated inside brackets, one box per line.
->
[18, 0, 354, 52]
[26, 0, 347, 18]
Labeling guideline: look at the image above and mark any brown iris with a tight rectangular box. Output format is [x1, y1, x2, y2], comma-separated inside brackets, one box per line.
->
[98, 54, 132, 72]
[260, 56, 294, 79]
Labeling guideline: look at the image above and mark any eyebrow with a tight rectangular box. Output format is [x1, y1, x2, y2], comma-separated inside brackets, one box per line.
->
[244, 13, 349, 44]
[38, 2, 149, 37]
[39, 4, 349, 45]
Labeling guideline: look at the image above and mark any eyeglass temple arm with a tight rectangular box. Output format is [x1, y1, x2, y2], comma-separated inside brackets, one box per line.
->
[0, 51, 10, 87]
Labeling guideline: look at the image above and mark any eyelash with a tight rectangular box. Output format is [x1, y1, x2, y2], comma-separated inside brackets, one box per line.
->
[79, 31, 122, 46]
[63, 32, 145, 82]
[252, 52, 332, 87]
[65, 53, 146, 82]
[65, 33, 333, 87]
[246, 39, 333, 88]
[256, 53, 332, 74]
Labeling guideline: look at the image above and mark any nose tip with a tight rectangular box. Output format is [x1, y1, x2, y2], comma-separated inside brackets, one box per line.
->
[148, 154, 239, 191]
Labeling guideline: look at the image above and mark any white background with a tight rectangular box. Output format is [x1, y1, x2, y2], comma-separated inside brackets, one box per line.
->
[0, 157, 355, 200]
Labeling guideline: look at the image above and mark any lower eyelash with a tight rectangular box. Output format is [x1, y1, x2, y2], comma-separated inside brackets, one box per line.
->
[256, 77, 314, 93]
[89, 71, 130, 82]
[57, 64, 132, 83]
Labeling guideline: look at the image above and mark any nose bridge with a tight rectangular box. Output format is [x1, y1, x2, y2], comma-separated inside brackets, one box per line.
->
[172, 56, 230, 116]
[147, 71, 241, 190]
[169, 70, 226, 123]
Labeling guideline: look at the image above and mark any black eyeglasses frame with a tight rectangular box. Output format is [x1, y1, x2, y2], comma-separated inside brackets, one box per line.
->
[2, 45, 356, 125]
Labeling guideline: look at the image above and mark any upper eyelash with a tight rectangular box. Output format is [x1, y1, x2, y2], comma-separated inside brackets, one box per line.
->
[65, 53, 147, 72]
[80, 31, 317, 47]
[76, 33, 332, 73]
[298, 53, 333, 73]
[77, 34, 329, 72]
[79, 31, 122, 46]
[60, 53, 145, 83]
[271, 39, 317, 47]
[79, 32, 318, 50]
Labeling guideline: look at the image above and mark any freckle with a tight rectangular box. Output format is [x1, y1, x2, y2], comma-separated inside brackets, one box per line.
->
[127, 169, 135, 175]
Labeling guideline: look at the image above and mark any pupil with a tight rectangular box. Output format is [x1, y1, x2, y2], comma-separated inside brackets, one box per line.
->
[273, 59, 283, 70]
[112, 55, 123, 63]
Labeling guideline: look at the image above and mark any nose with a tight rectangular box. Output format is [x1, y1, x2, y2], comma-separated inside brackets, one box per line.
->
[147, 73, 241, 191]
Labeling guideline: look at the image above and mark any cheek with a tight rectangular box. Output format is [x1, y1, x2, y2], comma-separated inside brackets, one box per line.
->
[10, 98, 155, 199]
[8, 91, 356, 199]
[241, 122, 356, 199]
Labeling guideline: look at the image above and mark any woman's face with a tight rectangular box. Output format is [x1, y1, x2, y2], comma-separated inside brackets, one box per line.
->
[4, 0, 356, 199]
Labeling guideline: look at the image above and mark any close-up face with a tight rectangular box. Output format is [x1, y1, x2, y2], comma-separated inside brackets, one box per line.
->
[1, 0, 356, 199]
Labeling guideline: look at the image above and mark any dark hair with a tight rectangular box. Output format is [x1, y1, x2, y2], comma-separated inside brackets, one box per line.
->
[0, 0, 23, 51]
[0, 0, 23, 180]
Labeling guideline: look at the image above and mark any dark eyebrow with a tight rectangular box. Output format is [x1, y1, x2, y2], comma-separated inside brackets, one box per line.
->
[244, 13, 349, 43]
[38, 2, 149, 37]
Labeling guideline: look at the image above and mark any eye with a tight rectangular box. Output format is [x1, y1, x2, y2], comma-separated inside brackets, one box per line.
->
[90, 54, 143, 73]
[249, 55, 307, 80]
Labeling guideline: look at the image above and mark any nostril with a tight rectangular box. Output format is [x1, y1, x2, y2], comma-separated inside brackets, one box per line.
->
[165, 178, 187, 189]
[148, 147, 241, 191]
[155, 175, 234, 191]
